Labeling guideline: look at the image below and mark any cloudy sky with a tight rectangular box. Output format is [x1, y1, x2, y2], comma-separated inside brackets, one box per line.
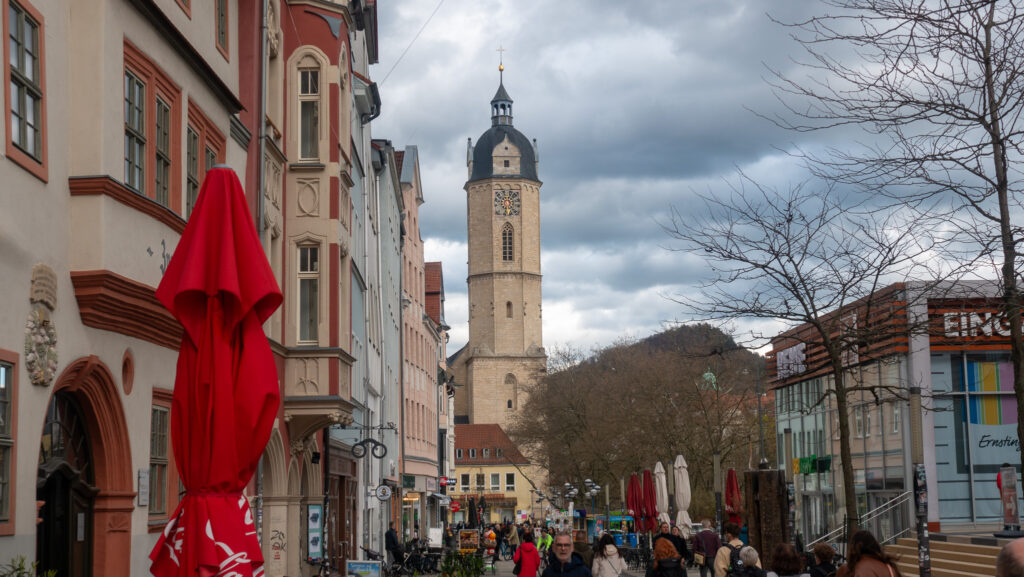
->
[372, 0, 829, 354]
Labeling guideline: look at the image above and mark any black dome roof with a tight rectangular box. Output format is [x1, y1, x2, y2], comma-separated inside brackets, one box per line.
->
[469, 124, 539, 183]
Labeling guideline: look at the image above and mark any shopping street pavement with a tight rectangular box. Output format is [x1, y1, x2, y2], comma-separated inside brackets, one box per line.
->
[486, 557, 702, 577]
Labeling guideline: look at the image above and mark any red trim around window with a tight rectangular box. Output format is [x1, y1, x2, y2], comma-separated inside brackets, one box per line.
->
[149, 387, 179, 531]
[3, 0, 48, 183]
[0, 349, 18, 536]
[175, 0, 191, 18]
[123, 40, 183, 215]
[187, 98, 226, 180]
[215, 0, 230, 61]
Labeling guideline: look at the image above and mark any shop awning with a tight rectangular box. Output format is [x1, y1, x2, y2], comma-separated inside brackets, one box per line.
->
[429, 492, 451, 505]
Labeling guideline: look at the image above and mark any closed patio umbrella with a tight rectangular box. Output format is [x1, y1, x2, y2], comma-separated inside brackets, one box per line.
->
[626, 473, 641, 530]
[149, 167, 282, 577]
[673, 455, 693, 538]
[725, 468, 743, 526]
[642, 469, 658, 532]
[654, 462, 671, 524]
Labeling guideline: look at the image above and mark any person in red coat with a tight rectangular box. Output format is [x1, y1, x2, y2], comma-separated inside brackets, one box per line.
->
[514, 530, 542, 577]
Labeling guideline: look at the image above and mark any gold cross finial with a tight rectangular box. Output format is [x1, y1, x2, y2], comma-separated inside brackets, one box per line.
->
[497, 44, 506, 73]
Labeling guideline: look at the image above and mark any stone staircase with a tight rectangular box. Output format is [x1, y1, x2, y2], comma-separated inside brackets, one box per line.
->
[887, 537, 999, 577]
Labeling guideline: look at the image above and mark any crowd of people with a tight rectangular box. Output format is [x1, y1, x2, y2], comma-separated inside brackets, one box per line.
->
[436, 516, 1024, 577]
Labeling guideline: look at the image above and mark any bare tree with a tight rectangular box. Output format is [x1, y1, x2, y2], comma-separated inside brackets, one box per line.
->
[664, 174, 937, 538]
[764, 0, 1024, 482]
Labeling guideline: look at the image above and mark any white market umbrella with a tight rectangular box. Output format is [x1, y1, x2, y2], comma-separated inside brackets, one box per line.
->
[674, 454, 693, 538]
[654, 461, 671, 524]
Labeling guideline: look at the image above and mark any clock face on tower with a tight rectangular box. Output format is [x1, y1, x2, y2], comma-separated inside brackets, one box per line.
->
[494, 190, 521, 216]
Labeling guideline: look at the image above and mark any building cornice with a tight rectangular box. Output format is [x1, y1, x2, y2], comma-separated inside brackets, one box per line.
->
[69, 175, 187, 234]
[70, 270, 183, 350]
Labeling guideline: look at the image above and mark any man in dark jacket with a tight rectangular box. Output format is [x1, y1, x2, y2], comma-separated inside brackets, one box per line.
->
[693, 520, 721, 577]
[385, 523, 403, 564]
[542, 532, 593, 577]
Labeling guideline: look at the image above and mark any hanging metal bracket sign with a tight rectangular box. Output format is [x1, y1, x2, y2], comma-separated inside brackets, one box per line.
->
[351, 438, 387, 459]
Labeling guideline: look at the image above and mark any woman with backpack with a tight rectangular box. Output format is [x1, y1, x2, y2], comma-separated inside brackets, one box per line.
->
[514, 530, 542, 577]
[836, 530, 902, 577]
[648, 537, 687, 577]
[592, 534, 627, 577]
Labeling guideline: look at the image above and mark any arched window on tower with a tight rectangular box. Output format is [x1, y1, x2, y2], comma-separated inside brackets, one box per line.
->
[501, 222, 514, 261]
[506, 301, 513, 318]
[505, 374, 518, 410]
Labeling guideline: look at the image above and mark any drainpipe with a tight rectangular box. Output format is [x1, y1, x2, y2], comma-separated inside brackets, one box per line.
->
[374, 153, 388, 549]
[255, 0, 269, 549]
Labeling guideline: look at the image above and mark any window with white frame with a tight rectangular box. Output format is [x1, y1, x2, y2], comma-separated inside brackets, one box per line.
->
[155, 98, 171, 206]
[460, 473, 470, 492]
[299, 68, 319, 159]
[475, 474, 485, 491]
[8, 2, 42, 161]
[468, 448, 476, 459]
[186, 127, 199, 216]
[0, 361, 11, 520]
[505, 472, 515, 492]
[482, 448, 490, 458]
[456, 448, 463, 459]
[490, 473, 500, 491]
[892, 402, 901, 434]
[149, 406, 169, 515]
[298, 245, 319, 342]
[865, 405, 873, 437]
[854, 406, 864, 438]
[124, 70, 146, 192]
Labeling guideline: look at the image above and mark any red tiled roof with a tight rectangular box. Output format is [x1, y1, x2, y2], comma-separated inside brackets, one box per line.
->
[395, 151, 405, 177]
[454, 424, 530, 465]
[424, 262, 443, 325]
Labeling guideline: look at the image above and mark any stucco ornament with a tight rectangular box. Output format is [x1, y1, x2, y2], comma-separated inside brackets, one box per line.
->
[25, 308, 58, 387]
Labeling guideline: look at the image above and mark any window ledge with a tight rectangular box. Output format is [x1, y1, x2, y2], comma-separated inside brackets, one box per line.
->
[290, 162, 326, 171]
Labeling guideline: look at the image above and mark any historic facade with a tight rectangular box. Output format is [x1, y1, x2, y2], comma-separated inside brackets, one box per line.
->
[451, 68, 546, 429]
[450, 424, 546, 524]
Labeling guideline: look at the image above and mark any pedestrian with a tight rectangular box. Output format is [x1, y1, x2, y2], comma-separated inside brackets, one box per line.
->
[671, 525, 691, 565]
[648, 536, 686, 577]
[715, 522, 758, 577]
[836, 530, 902, 577]
[653, 522, 686, 558]
[385, 522, 404, 565]
[592, 534, 627, 577]
[694, 519, 721, 577]
[515, 530, 543, 577]
[510, 521, 522, 554]
[735, 547, 767, 577]
[765, 543, 808, 577]
[998, 537, 1024, 577]
[573, 532, 595, 569]
[807, 544, 837, 577]
[541, 531, 593, 577]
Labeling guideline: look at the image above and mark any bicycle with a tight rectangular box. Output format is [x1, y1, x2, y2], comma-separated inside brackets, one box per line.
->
[499, 542, 513, 561]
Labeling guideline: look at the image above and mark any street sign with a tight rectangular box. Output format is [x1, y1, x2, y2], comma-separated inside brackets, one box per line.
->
[375, 485, 393, 502]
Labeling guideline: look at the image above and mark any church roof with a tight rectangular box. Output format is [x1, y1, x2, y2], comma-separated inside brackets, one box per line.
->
[491, 81, 512, 104]
[469, 124, 539, 183]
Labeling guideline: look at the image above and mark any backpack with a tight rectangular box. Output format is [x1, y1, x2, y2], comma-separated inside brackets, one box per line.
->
[723, 544, 743, 575]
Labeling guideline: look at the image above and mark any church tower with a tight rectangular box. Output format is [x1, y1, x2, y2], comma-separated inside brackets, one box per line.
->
[451, 65, 546, 428]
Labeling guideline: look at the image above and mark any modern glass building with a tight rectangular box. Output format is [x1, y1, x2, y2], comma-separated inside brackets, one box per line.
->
[770, 281, 1021, 541]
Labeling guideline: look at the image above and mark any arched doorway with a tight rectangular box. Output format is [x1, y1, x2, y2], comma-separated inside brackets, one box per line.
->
[37, 392, 97, 576]
[38, 356, 134, 577]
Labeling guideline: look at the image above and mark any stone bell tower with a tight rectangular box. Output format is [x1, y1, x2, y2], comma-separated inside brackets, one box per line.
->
[451, 64, 546, 429]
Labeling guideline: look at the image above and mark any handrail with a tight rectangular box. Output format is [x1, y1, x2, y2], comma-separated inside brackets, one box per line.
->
[807, 490, 913, 548]
[880, 527, 912, 546]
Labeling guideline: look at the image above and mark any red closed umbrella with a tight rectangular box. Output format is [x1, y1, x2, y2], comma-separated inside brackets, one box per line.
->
[642, 469, 658, 532]
[149, 167, 282, 577]
[626, 473, 641, 530]
[725, 468, 743, 526]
